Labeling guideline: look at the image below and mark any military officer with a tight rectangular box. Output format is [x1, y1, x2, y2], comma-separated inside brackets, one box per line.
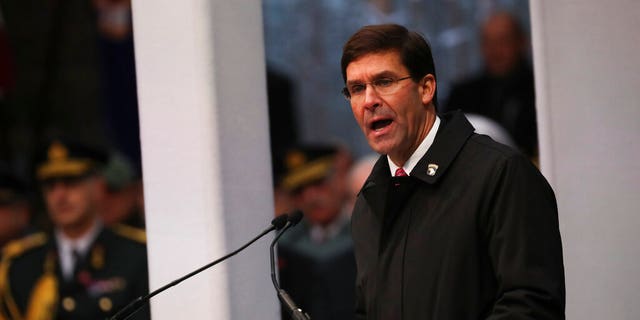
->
[277, 145, 356, 320]
[0, 139, 150, 320]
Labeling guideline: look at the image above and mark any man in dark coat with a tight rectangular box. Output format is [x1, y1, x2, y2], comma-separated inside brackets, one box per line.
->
[340, 24, 564, 319]
[0, 139, 149, 320]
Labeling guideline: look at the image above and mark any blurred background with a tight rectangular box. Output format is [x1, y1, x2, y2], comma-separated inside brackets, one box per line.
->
[263, 0, 531, 158]
[0, 0, 532, 184]
[0, 3, 534, 317]
[3, 1, 638, 319]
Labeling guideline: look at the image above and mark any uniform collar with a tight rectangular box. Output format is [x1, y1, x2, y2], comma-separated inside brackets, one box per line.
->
[55, 219, 103, 279]
[309, 211, 350, 243]
[409, 110, 475, 184]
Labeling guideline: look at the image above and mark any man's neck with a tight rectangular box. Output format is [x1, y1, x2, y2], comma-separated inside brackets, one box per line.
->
[59, 216, 99, 240]
[389, 110, 437, 168]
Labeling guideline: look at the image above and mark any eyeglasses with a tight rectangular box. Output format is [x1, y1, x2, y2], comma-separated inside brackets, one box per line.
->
[341, 76, 412, 101]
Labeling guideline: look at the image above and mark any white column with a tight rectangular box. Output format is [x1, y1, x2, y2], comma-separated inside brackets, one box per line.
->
[131, 1, 278, 319]
[531, 1, 640, 319]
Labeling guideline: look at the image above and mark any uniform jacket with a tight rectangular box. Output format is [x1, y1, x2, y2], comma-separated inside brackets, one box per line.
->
[278, 218, 356, 320]
[0, 225, 149, 320]
[351, 111, 565, 319]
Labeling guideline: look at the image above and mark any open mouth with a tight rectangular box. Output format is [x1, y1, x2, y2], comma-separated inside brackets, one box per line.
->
[371, 119, 393, 131]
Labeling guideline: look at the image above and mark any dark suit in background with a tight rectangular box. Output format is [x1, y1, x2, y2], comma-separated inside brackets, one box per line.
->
[444, 12, 538, 158]
[444, 61, 537, 157]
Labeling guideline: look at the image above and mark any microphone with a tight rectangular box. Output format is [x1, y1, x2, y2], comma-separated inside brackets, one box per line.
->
[269, 210, 311, 320]
[109, 213, 291, 320]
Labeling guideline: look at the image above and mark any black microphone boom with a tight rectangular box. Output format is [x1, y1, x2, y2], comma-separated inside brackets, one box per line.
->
[269, 210, 311, 320]
[109, 213, 291, 320]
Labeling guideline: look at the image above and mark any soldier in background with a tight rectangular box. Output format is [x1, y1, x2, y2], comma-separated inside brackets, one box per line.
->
[0, 166, 31, 251]
[99, 151, 145, 229]
[277, 144, 356, 320]
[0, 139, 149, 320]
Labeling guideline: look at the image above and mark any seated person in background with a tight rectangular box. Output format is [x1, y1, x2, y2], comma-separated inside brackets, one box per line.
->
[0, 166, 32, 251]
[0, 139, 149, 320]
[444, 11, 538, 159]
[277, 144, 356, 320]
[99, 151, 145, 229]
[345, 154, 379, 213]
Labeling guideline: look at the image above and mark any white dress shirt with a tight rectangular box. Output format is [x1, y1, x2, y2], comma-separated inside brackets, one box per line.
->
[55, 220, 102, 280]
[388, 116, 440, 176]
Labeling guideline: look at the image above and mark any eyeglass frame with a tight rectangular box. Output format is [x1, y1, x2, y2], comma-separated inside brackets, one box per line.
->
[341, 76, 413, 101]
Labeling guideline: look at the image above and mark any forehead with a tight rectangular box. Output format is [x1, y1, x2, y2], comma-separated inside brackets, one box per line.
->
[483, 16, 519, 40]
[345, 50, 408, 82]
[42, 175, 94, 190]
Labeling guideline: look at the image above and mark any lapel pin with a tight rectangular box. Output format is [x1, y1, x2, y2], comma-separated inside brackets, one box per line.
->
[427, 164, 439, 176]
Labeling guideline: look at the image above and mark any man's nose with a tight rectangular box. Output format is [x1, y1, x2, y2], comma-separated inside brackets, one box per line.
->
[362, 86, 381, 110]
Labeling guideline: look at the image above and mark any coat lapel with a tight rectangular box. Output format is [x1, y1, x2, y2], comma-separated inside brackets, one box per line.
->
[359, 111, 475, 214]
[360, 155, 391, 221]
[411, 111, 475, 184]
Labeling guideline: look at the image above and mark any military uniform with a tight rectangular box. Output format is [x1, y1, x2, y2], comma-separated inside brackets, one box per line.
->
[0, 224, 149, 320]
[277, 145, 357, 320]
[278, 217, 356, 320]
[0, 139, 151, 320]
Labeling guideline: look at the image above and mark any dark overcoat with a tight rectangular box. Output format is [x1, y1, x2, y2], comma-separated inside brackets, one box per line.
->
[351, 111, 565, 319]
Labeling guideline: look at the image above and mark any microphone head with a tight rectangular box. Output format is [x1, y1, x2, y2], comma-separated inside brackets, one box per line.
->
[287, 210, 304, 226]
[271, 213, 289, 230]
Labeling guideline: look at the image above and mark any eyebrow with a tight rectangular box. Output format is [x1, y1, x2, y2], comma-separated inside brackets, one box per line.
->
[346, 70, 399, 86]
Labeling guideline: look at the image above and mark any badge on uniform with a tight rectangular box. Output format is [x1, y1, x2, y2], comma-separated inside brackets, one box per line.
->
[427, 164, 439, 176]
[87, 276, 127, 298]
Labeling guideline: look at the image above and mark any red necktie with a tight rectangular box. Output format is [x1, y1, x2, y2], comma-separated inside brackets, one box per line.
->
[395, 168, 408, 177]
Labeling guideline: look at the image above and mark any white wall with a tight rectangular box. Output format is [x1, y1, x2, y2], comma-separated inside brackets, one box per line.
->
[530, 1, 640, 318]
[131, 0, 278, 319]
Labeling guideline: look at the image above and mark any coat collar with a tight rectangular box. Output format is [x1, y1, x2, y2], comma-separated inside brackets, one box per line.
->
[359, 111, 474, 218]
[360, 155, 392, 220]
[410, 110, 475, 184]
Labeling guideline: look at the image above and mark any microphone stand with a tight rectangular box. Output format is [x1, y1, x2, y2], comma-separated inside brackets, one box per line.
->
[269, 212, 311, 320]
[109, 214, 289, 320]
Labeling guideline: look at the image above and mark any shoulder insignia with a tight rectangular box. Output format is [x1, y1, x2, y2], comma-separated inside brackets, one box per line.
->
[24, 269, 58, 320]
[111, 224, 146, 244]
[1, 233, 47, 260]
[1, 233, 47, 319]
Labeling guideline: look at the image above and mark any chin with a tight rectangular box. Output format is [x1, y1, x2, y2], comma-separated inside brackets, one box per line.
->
[51, 212, 81, 227]
[308, 211, 336, 225]
[368, 141, 395, 156]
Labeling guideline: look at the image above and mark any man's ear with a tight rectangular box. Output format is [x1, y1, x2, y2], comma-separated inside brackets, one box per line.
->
[420, 74, 436, 106]
[90, 175, 109, 201]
